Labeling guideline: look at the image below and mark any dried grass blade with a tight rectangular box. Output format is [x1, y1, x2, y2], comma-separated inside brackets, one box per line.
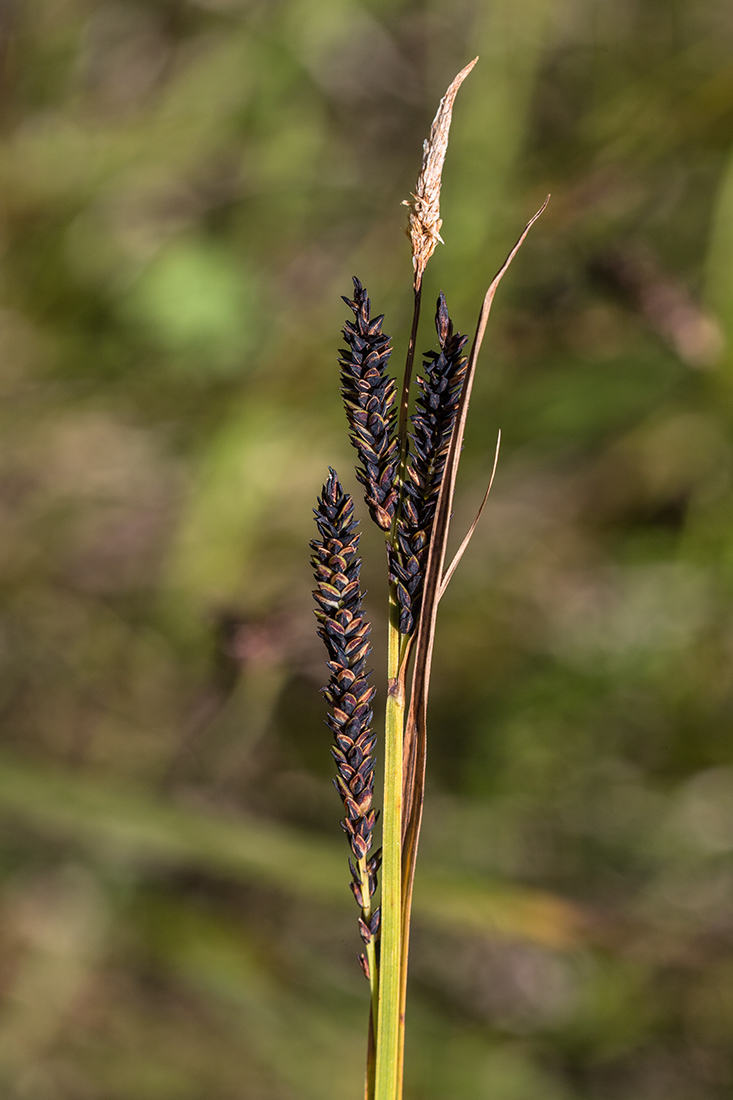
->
[403, 194, 549, 847]
[397, 200, 549, 1065]
[438, 429, 501, 602]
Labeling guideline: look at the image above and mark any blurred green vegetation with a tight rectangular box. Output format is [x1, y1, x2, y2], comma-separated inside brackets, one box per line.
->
[2, 0, 733, 1097]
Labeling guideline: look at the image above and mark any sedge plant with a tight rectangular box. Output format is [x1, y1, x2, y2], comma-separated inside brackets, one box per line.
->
[310, 59, 548, 1100]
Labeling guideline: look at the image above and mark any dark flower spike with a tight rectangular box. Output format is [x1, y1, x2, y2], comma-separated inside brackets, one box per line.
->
[389, 293, 468, 634]
[339, 278, 399, 531]
[311, 469, 380, 980]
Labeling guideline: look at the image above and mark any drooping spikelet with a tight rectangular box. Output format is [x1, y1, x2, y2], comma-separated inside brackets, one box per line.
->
[311, 469, 381, 944]
[339, 278, 399, 531]
[389, 294, 468, 634]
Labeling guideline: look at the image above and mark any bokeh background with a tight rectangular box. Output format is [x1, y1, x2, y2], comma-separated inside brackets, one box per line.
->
[3, 0, 733, 1096]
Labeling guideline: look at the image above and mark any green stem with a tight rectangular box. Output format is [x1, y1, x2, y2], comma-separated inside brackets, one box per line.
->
[374, 589, 405, 1100]
[374, 272, 421, 1100]
[397, 283, 422, 459]
[358, 855, 379, 1100]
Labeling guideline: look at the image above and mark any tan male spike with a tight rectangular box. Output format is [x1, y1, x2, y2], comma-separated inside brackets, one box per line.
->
[403, 57, 478, 291]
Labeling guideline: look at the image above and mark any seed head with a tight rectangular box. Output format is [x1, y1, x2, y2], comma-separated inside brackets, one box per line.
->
[311, 469, 379, 878]
[389, 294, 468, 634]
[339, 278, 399, 532]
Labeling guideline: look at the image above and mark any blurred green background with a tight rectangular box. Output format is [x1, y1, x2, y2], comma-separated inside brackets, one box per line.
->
[3, 0, 733, 1096]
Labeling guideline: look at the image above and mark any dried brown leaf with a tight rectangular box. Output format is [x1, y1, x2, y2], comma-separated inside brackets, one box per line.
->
[401, 194, 550, 912]
[438, 429, 501, 601]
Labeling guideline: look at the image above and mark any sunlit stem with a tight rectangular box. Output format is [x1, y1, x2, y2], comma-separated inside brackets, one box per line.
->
[375, 275, 422, 1100]
[374, 588, 405, 1100]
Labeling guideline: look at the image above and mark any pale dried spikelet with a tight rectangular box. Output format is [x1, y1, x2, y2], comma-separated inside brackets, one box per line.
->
[403, 57, 478, 289]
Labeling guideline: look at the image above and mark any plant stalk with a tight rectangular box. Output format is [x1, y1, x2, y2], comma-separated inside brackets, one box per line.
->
[397, 284, 422, 465]
[374, 588, 405, 1100]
